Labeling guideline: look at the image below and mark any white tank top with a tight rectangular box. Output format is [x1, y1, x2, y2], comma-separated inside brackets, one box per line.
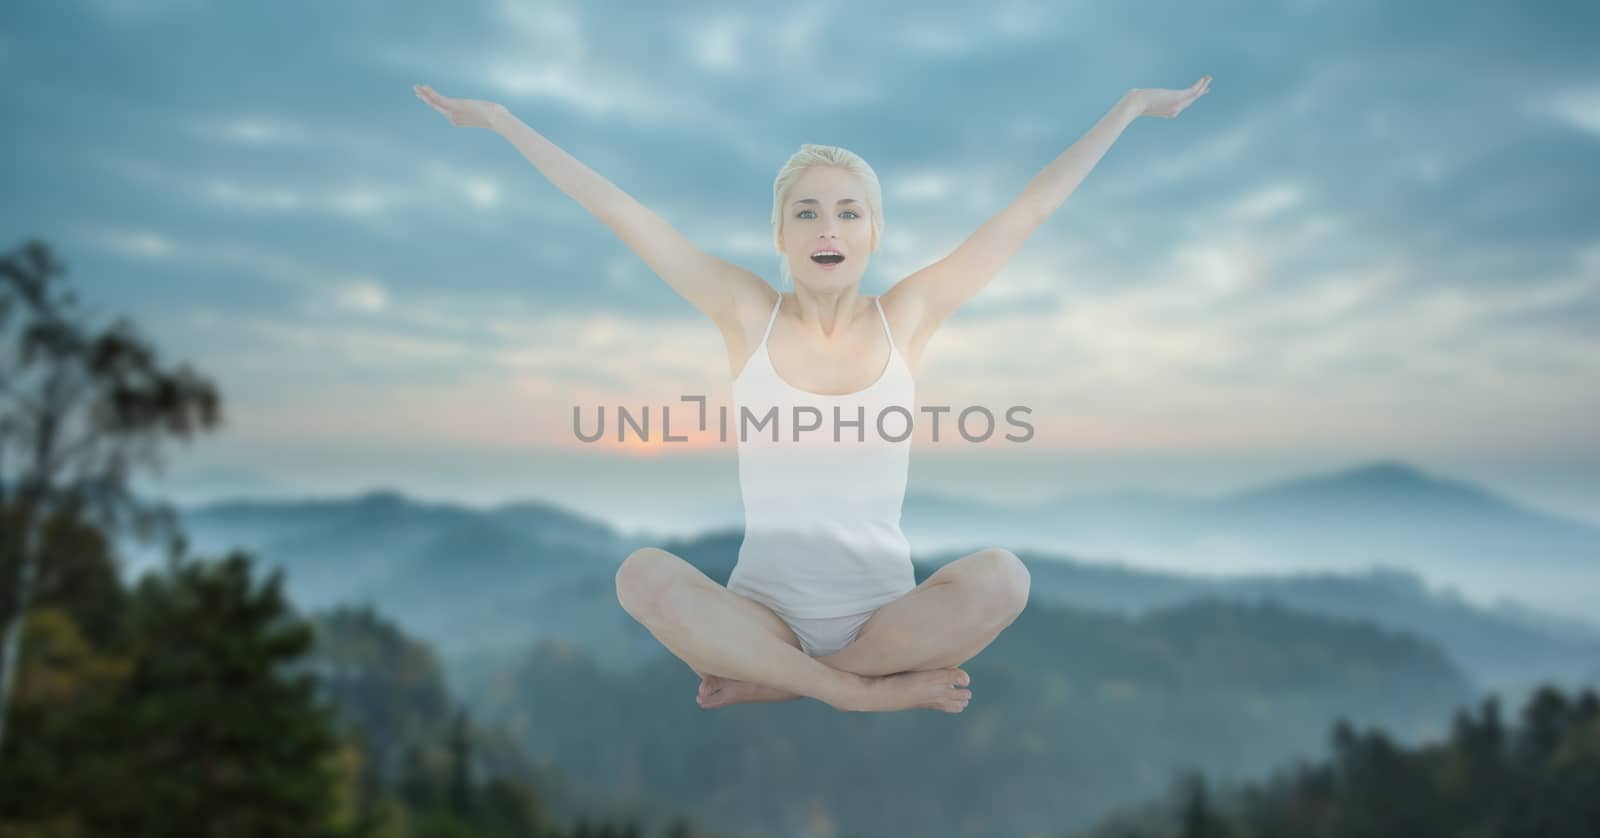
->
[725, 292, 918, 618]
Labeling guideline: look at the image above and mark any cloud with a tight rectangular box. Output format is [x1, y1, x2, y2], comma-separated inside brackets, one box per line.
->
[482, 2, 734, 124]
[239, 316, 472, 365]
[202, 178, 305, 212]
[773, 7, 824, 64]
[184, 115, 315, 147]
[85, 229, 178, 260]
[685, 16, 745, 72]
[1536, 84, 1600, 137]
[78, 224, 411, 314]
[889, 171, 958, 202]
[333, 280, 389, 313]
[1221, 182, 1305, 222]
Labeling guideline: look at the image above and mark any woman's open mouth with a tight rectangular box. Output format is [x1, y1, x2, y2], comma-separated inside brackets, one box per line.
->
[811, 250, 846, 270]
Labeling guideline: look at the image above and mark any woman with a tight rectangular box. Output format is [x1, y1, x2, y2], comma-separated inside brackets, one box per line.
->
[415, 75, 1211, 714]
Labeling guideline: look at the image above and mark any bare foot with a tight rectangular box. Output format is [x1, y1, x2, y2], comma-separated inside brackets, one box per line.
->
[840, 667, 972, 713]
[697, 673, 801, 709]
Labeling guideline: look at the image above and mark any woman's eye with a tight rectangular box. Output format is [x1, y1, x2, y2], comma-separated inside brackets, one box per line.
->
[798, 209, 815, 219]
[841, 210, 860, 219]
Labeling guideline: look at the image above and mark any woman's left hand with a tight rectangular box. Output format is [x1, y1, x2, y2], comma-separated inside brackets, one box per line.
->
[1130, 75, 1212, 118]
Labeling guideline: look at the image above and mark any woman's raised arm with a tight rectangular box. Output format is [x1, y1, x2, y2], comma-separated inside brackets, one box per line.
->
[884, 76, 1211, 353]
[413, 84, 764, 325]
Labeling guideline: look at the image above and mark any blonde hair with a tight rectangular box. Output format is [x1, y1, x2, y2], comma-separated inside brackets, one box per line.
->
[771, 144, 884, 288]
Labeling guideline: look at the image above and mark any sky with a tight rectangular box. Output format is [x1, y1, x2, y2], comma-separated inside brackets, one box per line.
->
[4, 0, 1599, 536]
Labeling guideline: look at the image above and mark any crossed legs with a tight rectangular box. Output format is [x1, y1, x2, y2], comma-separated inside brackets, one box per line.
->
[614, 546, 1029, 711]
[810, 547, 1031, 674]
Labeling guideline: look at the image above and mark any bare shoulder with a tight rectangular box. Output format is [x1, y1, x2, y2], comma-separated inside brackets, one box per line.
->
[715, 273, 781, 378]
[879, 275, 938, 375]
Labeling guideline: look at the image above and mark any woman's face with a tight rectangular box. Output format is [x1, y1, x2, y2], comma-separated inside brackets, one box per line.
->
[778, 165, 876, 292]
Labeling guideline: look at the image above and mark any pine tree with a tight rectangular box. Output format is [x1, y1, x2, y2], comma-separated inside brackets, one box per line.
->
[449, 707, 474, 818]
[1177, 772, 1232, 838]
[1, 238, 222, 751]
[88, 550, 350, 837]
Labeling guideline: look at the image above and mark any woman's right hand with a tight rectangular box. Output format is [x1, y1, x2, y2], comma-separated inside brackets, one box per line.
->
[1129, 75, 1211, 119]
[413, 84, 504, 130]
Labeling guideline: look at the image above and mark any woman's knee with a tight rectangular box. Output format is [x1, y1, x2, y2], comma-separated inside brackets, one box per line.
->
[969, 548, 1030, 619]
[615, 547, 682, 614]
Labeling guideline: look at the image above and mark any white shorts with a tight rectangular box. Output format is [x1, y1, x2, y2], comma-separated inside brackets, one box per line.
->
[782, 609, 878, 657]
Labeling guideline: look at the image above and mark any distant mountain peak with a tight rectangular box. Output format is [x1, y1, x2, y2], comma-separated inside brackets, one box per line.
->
[1337, 459, 1433, 486]
[1228, 459, 1477, 505]
[355, 488, 410, 507]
